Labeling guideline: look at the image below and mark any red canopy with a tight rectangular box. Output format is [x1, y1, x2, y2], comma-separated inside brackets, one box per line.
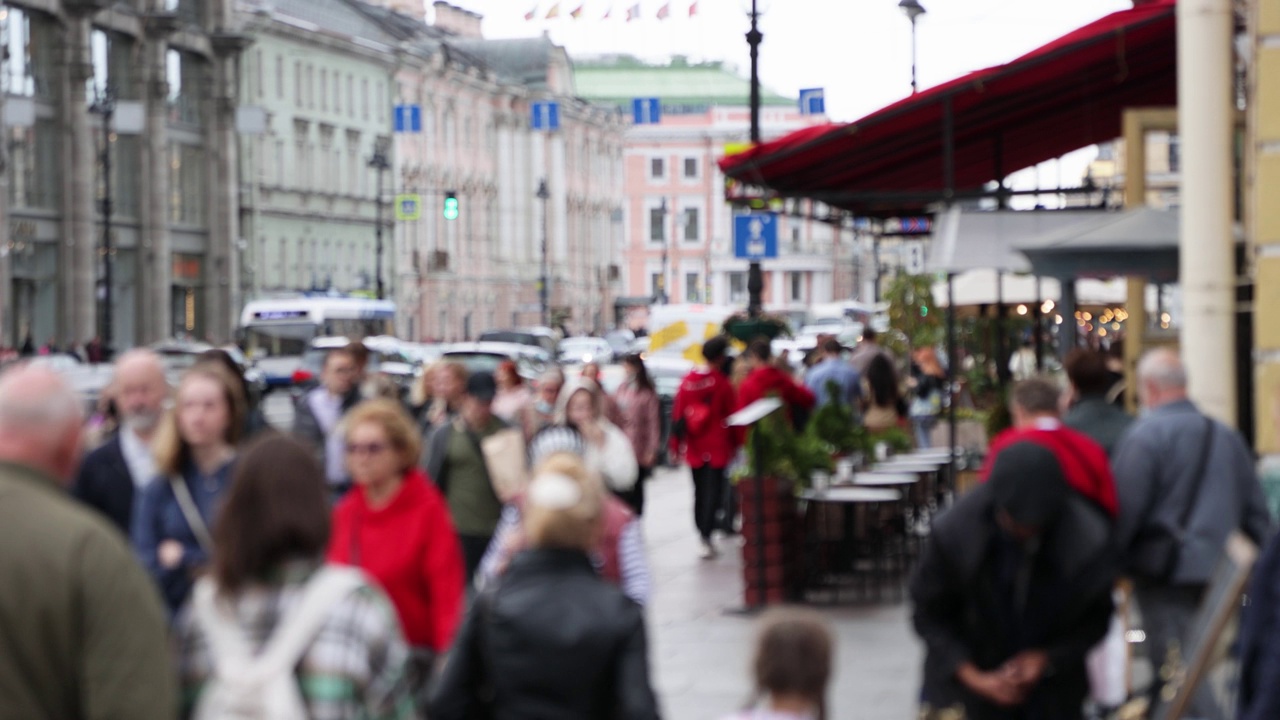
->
[719, 0, 1177, 215]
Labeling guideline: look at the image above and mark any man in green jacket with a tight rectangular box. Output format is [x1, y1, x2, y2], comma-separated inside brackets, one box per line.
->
[0, 364, 175, 719]
[1062, 349, 1134, 457]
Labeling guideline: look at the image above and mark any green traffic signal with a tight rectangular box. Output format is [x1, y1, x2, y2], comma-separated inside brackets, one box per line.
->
[443, 191, 459, 220]
[919, 305, 929, 317]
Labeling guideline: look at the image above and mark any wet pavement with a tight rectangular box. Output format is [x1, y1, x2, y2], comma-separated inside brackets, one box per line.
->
[642, 466, 922, 720]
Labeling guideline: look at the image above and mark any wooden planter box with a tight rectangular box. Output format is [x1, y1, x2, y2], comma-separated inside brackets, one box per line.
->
[738, 476, 801, 608]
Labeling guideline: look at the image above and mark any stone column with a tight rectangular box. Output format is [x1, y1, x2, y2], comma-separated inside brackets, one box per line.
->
[139, 16, 177, 343]
[60, 17, 97, 347]
[209, 32, 252, 343]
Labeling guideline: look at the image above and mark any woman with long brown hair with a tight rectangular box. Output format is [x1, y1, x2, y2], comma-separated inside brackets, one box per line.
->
[724, 608, 834, 720]
[174, 433, 414, 719]
[327, 399, 466, 709]
[131, 361, 244, 615]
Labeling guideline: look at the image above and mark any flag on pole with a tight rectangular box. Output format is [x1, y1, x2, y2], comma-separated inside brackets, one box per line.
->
[524, 4, 538, 20]
[546, 2, 560, 19]
[688, 1, 698, 17]
[626, 3, 640, 21]
[570, 4, 584, 18]
[656, 3, 670, 20]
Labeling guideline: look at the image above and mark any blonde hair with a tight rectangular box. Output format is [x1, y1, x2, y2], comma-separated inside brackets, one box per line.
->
[342, 399, 423, 473]
[523, 452, 605, 552]
[153, 362, 247, 476]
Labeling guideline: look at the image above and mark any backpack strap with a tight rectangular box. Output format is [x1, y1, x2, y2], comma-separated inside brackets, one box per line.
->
[252, 566, 367, 675]
[192, 577, 256, 675]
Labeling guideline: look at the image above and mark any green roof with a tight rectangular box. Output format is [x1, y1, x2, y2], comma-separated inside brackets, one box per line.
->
[573, 56, 793, 110]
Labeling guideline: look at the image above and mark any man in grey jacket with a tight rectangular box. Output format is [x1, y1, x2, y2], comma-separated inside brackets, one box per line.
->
[1113, 348, 1272, 699]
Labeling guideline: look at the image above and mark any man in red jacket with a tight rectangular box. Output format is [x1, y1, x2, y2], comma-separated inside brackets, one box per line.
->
[670, 336, 738, 559]
[736, 339, 817, 428]
[980, 377, 1118, 517]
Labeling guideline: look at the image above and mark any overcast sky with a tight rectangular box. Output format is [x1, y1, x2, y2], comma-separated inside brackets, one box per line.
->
[440, 0, 1136, 202]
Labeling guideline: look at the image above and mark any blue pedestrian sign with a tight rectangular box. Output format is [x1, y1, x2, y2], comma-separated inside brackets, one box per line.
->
[531, 101, 560, 131]
[393, 105, 422, 133]
[733, 213, 779, 260]
[632, 98, 661, 125]
[798, 88, 825, 116]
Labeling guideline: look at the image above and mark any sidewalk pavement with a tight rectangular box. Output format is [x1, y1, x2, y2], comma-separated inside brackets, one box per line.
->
[643, 466, 923, 720]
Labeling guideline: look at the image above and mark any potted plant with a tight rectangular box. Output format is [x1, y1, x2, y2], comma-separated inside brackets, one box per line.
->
[737, 404, 833, 607]
[723, 310, 792, 343]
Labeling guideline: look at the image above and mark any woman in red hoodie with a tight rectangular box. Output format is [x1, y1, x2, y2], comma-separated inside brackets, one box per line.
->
[670, 336, 739, 559]
[328, 398, 465, 711]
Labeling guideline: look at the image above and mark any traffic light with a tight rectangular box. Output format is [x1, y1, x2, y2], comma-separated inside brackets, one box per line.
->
[443, 191, 459, 220]
[919, 304, 929, 318]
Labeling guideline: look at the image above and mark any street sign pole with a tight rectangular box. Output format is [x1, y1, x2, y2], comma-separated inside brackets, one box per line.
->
[747, 0, 764, 317]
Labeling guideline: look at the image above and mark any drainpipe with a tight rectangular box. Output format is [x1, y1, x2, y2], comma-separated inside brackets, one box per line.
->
[1178, 0, 1237, 424]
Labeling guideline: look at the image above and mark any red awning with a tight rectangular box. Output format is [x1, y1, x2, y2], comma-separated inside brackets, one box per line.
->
[719, 0, 1176, 215]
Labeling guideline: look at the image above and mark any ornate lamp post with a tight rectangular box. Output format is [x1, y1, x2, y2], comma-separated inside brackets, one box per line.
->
[368, 139, 391, 300]
[898, 0, 926, 94]
[537, 179, 550, 327]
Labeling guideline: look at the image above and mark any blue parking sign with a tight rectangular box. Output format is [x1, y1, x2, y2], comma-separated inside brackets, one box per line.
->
[733, 213, 779, 260]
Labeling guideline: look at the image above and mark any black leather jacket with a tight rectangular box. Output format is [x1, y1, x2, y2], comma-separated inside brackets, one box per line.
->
[430, 548, 661, 720]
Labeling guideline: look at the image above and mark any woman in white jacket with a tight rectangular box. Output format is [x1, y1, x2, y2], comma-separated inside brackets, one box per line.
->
[557, 379, 638, 494]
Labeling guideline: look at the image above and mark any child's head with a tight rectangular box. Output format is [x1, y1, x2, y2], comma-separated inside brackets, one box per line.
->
[752, 608, 834, 716]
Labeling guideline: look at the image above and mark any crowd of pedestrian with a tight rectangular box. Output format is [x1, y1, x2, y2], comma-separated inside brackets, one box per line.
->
[12, 317, 1280, 720]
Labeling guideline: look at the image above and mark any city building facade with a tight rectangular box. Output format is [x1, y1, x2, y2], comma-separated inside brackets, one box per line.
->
[574, 56, 853, 320]
[0, 0, 246, 350]
[234, 0, 400, 307]
[387, 2, 626, 341]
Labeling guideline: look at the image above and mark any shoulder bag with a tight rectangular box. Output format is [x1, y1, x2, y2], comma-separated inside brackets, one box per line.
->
[171, 475, 215, 553]
[1128, 417, 1215, 582]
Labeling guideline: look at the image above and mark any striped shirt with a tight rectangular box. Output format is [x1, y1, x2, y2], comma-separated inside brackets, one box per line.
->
[477, 504, 652, 605]
[174, 562, 416, 720]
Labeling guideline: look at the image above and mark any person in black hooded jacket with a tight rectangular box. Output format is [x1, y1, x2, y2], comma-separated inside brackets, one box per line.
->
[910, 441, 1119, 720]
[430, 451, 660, 720]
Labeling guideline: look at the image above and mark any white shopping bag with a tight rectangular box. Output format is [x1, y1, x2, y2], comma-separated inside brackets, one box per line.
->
[1087, 588, 1131, 708]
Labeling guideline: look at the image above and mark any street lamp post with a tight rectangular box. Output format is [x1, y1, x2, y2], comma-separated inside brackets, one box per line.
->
[746, 0, 765, 317]
[899, 0, 926, 94]
[537, 179, 550, 327]
[368, 140, 391, 300]
[89, 87, 115, 356]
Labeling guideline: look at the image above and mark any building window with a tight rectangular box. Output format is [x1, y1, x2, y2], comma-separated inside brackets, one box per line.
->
[685, 273, 701, 303]
[294, 61, 302, 106]
[1, 8, 56, 99]
[648, 207, 665, 242]
[274, 139, 285, 185]
[319, 69, 327, 111]
[791, 226, 802, 252]
[169, 144, 207, 227]
[682, 207, 699, 242]
[651, 272, 663, 298]
[166, 50, 205, 126]
[8, 124, 60, 209]
[683, 157, 698, 179]
[1168, 135, 1181, 174]
[333, 73, 341, 114]
[790, 272, 804, 302]
[729, 272, 748, 304]
[255, 49, 263, 99]
[361, 79, 369, 120]
[276, 55, 284, 99]
[347, 75, 354, 118]
[650, 157, 665, 181]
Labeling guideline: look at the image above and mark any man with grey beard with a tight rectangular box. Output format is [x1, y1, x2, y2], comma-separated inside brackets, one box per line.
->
[73, 349, 170, 535]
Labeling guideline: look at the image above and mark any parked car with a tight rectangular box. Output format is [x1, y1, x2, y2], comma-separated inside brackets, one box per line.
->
[477, 327, 559, 356]
[603, 329, 636, 357]
[441, 341, 552, 381]
[558, 336, 614, 366]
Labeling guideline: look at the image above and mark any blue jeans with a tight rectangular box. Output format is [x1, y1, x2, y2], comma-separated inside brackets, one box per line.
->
[913, 416, 937, 448]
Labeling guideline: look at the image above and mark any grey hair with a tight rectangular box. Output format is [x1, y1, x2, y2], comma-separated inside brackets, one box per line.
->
[1137, 348, 1187, 391]
[0, 368, 83, 431]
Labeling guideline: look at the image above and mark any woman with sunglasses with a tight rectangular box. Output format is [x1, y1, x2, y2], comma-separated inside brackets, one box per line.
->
[327, 399, 466, 711]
